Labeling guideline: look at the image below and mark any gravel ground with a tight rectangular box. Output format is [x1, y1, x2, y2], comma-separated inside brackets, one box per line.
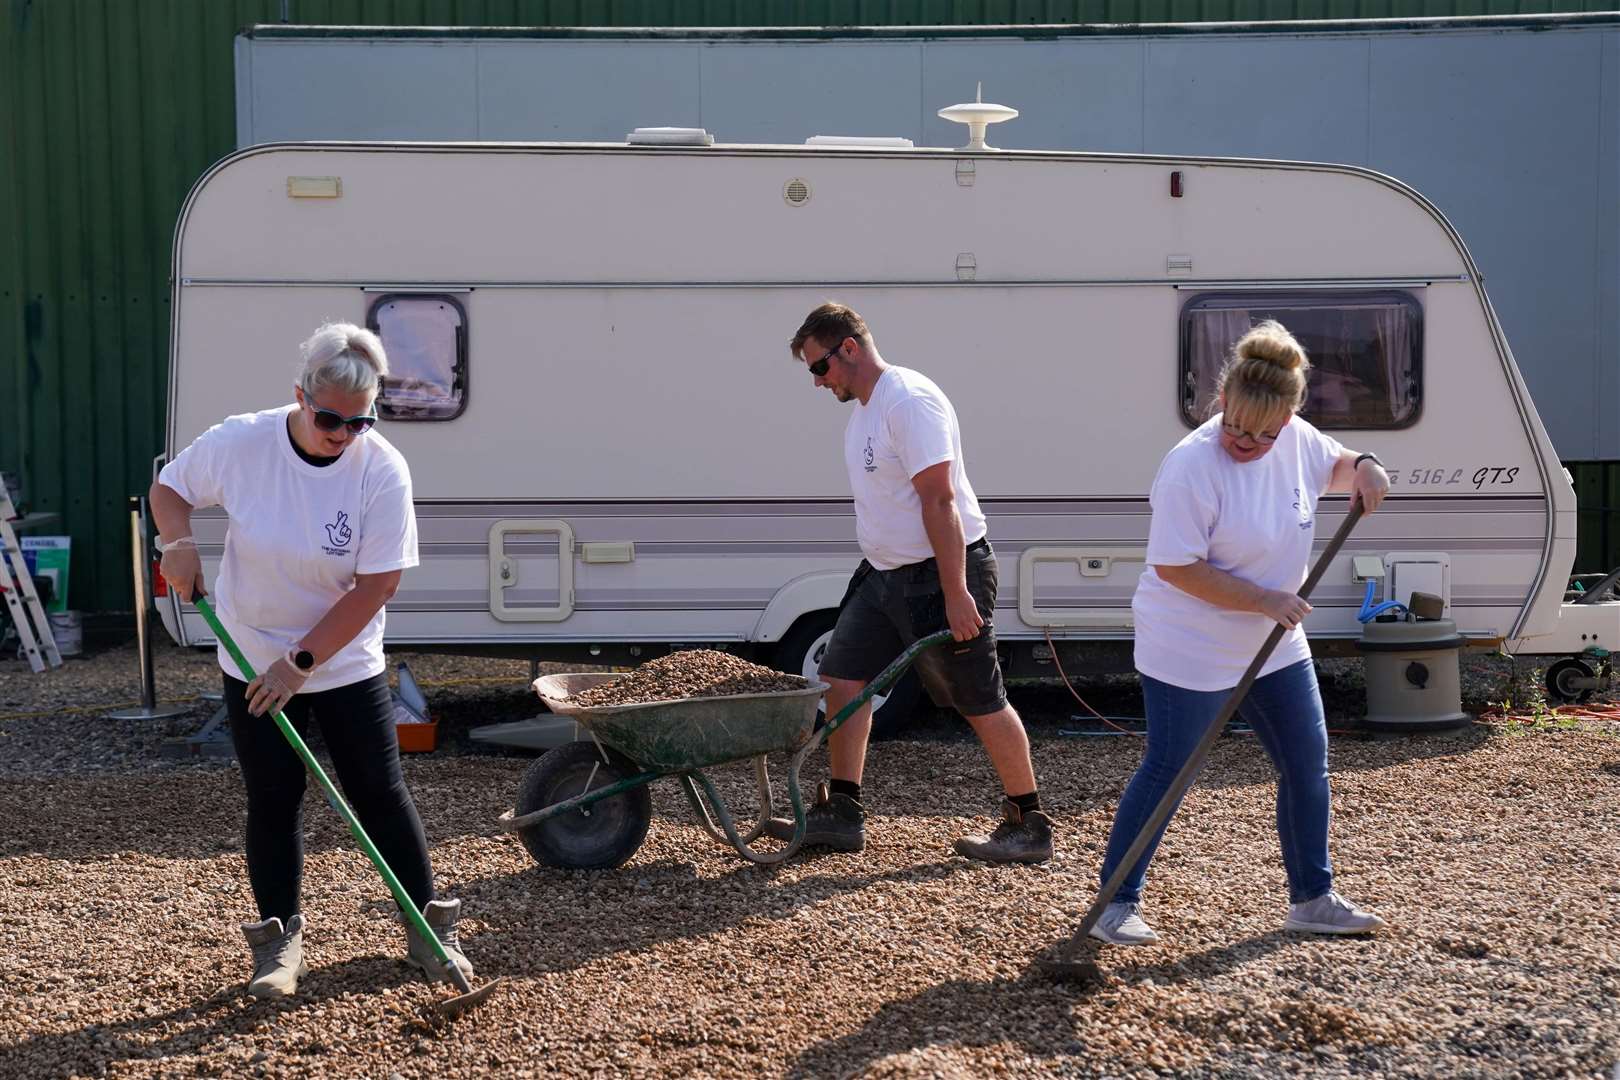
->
[3, 638, 1619, 1078]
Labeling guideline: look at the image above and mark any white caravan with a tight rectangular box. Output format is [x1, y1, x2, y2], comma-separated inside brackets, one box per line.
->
[157, 118, 1619, 723]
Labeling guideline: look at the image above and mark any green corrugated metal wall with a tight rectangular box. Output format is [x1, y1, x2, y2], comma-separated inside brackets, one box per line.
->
[4, 0, 1619, 614]
[1570, 462, 1620, 576]
[2, 0, 265, 618]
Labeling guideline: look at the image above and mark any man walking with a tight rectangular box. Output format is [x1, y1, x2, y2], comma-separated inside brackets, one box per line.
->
[767, 302, 1053, 863]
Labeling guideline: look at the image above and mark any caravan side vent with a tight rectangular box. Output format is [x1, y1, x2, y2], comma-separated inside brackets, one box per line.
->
[804, 136, 914, 148]
[783, 178, 811, 206]
[626, 127, 714, 147]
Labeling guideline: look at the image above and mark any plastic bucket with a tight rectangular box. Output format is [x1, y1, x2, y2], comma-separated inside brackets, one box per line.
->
[47, 610, 82, 657]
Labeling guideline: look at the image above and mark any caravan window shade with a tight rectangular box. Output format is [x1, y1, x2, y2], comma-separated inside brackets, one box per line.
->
[369, 295, 468, 421]
[1179, 291, 1422, 431]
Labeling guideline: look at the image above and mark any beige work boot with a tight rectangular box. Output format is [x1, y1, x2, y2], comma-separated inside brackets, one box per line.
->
[404, 898, 475, 982]
[241, 913, 308, 999]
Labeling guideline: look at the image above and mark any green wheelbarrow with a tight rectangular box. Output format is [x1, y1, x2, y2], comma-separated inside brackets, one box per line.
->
[496, 630, 952, 869]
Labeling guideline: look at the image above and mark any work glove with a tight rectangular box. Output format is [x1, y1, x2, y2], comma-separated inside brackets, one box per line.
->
[157, 537, 205, 602]
[246, 654, 310, 717]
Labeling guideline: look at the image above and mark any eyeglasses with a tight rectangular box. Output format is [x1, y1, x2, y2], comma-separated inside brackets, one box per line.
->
[304, 393, 377, 435]
[807, 340, 844, 378]
[1220, 421, 1281, 446]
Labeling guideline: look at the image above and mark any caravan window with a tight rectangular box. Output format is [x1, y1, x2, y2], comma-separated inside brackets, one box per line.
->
[1179, 291, 1422, 430]
[368, 294, 468, 421]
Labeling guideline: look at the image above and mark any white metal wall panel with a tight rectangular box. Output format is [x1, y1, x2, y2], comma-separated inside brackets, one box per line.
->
[1142, 37, 1372, 163]
[699, 43, 924, 144]
[236, 25, 1620, 458]
[919, 41, 1147, 153]
[477, 41, 701, 140]
[1369, 30, 1605, 459]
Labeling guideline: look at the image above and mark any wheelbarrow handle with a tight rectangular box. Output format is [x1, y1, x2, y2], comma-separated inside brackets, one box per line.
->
[819, 628, 955, 740]
[757, 628, 955, 863]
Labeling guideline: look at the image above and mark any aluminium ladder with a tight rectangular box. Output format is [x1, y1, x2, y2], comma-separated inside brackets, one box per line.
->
[0, 476, 62, 673]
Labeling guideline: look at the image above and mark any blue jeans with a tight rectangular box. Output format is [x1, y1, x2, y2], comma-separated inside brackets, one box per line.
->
[1100, 659, 1334, 905]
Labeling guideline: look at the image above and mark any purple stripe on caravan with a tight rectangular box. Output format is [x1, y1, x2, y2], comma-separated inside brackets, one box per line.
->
[408, 492, 1548, 512]
[406, 493, 1548, 521]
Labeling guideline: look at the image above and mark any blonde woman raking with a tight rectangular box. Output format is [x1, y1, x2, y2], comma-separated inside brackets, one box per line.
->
[1090, 320, 1392, 946]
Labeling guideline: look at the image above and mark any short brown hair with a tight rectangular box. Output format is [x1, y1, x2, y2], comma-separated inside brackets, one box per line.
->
[790, 302, 871, 359]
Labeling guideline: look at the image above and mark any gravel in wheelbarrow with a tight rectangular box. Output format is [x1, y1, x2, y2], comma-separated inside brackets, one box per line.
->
[534, 650, 828, 772]
[570, 650, 807, 707]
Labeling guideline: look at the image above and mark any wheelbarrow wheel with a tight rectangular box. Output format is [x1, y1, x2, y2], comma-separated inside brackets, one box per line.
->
[514, 742, 653, 870]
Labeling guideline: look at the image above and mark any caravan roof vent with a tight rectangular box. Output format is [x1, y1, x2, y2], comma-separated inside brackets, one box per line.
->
[937, 83, 1018, 151]
[804, 136, 915, 149]
[626, 127, 715, 147]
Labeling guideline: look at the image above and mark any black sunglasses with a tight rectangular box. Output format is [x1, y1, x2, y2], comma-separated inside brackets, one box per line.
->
[305, 395, 377, 435]
[807, 340, 844, 378]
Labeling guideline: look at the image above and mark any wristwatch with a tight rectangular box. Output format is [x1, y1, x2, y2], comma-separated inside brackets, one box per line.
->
[1353, 452, 1382, 471]
[289, 647, 317, 674]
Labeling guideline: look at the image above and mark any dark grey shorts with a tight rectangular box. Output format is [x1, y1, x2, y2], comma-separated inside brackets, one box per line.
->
[818, 540, 1007, 717]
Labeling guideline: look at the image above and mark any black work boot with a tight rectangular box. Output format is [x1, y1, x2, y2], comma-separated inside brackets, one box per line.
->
[763, 781, 866, 852]
[241, 914, 308, 999]
[953, 799, 1054, 864]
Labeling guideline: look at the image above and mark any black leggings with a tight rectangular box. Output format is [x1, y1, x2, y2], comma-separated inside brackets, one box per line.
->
[224, 671, 434, 922]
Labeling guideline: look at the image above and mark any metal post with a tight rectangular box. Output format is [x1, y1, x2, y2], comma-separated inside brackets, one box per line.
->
[107, 496, 188, 721]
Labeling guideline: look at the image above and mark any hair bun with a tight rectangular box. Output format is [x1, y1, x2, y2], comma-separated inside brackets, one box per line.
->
[1236, 319, 1306, 372]
[343, 329, 387, 376]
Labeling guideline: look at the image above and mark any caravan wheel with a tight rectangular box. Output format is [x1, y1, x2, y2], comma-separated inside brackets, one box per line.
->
[1545, 657, 1598, 705]
[775, 613, 921, 740]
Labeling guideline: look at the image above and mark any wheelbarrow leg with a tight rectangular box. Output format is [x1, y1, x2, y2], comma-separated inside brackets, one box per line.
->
[684, 766, 809, 865]
[680, 756, 778, 847]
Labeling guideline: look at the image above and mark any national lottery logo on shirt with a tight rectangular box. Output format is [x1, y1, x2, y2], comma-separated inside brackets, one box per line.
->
[863, 437, 876, 473]
[322, 510, 354, 555]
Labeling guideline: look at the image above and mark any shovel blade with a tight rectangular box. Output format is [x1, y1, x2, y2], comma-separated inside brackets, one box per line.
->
[434, 976, 504, 1019]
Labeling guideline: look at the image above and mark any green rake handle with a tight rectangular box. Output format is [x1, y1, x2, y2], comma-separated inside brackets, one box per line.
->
[194, 595, 470, 993]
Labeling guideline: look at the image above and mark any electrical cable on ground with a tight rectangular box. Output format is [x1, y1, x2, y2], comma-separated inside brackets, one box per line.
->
[1043, 628, 1139, 735]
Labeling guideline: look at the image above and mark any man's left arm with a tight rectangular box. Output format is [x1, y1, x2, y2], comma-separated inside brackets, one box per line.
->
[913, 461, 983, 642]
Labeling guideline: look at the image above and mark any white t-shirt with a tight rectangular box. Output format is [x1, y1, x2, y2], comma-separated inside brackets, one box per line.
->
[1132, 415, 1344, 691]
[158, 405, 419, 693]
[844, 366, 988, 570]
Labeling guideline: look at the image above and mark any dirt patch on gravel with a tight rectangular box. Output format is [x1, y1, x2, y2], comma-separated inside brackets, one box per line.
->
[3, 639, 1618, 1078]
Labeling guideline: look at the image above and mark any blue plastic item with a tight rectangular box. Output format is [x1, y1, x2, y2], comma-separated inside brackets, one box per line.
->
[1357, 578, 1407, 623]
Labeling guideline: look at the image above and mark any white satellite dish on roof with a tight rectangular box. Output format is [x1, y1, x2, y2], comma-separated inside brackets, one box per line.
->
[937, 83, 1019, 151]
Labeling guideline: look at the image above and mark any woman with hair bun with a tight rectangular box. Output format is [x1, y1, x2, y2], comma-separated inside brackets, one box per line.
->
[149, 322, 473, 999]
[1089, 320, 1391, 946]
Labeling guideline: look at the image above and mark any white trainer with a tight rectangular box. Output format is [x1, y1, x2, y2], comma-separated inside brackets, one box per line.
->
[1285, 891, 1386, 935]
[1087, 900, 1161, 946]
